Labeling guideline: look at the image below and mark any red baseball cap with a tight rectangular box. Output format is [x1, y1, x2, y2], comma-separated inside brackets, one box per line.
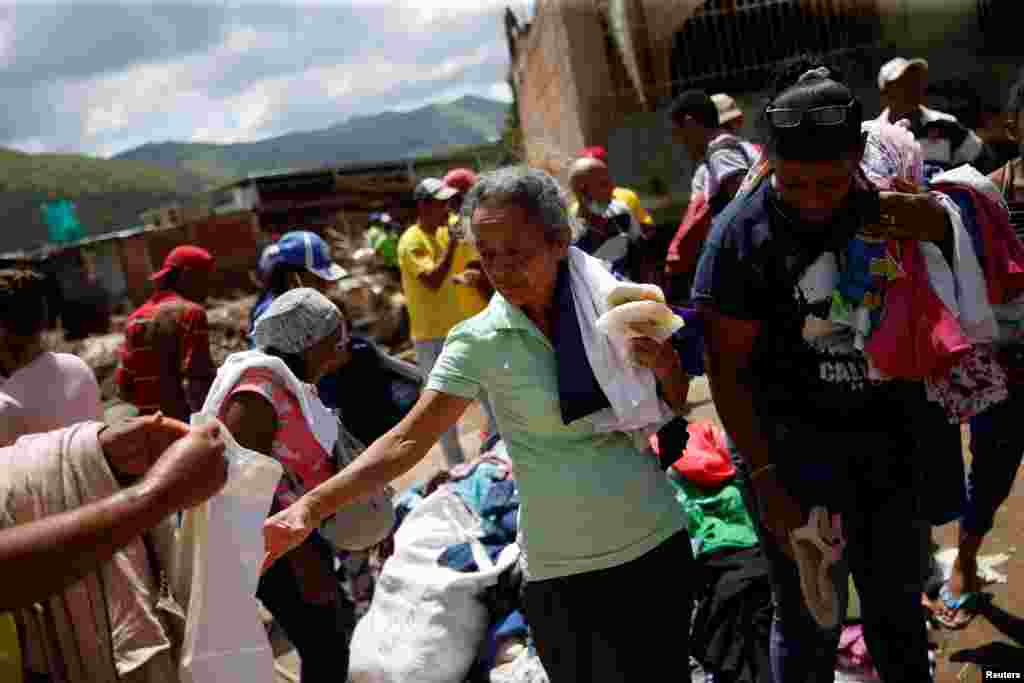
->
[150, 245, 214, 281]
[578, 146, 608, 163]
[443, 168, 478, 195]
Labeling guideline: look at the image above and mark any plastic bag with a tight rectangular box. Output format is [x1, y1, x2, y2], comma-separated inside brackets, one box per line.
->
[321, 423, 396, 552]
[175, 414, 282, 683]
[349, 490, 520, 683]
[490, 647, 550, 683]
[595, 300, 685, 344]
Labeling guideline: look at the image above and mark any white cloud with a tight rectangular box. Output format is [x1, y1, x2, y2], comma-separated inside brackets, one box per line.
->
[0, 17, 13, 68]
[488, 81, 514, 102]
[2, 2, 513, 156]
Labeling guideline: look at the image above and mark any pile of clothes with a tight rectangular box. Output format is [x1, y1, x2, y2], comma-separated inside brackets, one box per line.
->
[353, 440, 545, 683]
[656, 422, 772, 683]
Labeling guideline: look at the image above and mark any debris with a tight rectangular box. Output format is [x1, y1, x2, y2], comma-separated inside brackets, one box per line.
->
[934, 548, 1012, 585]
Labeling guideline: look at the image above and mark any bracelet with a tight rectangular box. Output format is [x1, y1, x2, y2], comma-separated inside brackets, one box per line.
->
[751, 463, 775, 481]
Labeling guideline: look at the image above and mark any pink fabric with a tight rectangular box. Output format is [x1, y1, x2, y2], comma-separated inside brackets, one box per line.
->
[933, 183, 1024, 304]
[865, 241, 972, 380]
[837, 624, 878, 677]
[925, 344, 1009, 423]
[0, 352, 102, 447]
[223, 367, 335, 510]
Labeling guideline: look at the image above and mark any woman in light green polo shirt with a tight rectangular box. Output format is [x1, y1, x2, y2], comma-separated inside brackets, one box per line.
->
[263, 166, 695, 681]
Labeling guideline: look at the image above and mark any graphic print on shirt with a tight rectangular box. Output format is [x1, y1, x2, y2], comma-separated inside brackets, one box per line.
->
[793, 252, 868, 394]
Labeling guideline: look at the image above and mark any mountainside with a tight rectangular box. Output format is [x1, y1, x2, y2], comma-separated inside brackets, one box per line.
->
[0, 147, 222, 254]
[115, 95, 508, 178]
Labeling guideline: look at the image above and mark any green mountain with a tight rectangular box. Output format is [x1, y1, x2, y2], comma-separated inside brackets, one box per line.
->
[114, 95, 508, 178]
[0, 147, 223, 254]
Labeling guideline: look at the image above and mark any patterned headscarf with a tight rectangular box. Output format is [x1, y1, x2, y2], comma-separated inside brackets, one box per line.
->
[252, 287, 345, 354]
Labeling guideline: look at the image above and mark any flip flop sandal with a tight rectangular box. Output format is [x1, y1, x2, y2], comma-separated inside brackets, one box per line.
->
[929, 584, 981, 630]
[791, 507, 846, 630]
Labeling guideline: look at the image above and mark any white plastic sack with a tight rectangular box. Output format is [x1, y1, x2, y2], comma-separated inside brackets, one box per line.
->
[490, 649, 550, 683]
[321, 424, 396, 551]
[595, 300, 684, 344]
[349, 490, 521, 683]
[174, 414, 282, 683]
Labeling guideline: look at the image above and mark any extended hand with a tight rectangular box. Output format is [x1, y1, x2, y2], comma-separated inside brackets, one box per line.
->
[263, 498, 318, 573]
[628, 330, 682, 381]
[753, 471, 806, 559]
[138, 420, 228, 513]
[99, 413, 192, 480]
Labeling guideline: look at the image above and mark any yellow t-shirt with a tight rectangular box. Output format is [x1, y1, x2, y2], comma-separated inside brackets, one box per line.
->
[570, 186, 654, 225]
[398, 223, 472, 342]
[448, 214, 490, 318]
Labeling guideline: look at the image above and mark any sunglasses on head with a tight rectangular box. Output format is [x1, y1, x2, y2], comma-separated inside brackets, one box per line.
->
[764, 100, 857, 128]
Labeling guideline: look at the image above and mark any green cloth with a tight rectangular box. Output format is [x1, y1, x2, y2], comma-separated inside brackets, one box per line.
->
[41, 199, 84, 243]
[670, 478, 758, 558]
[426, 292, 686, 581]
[367, 226, 399, 268]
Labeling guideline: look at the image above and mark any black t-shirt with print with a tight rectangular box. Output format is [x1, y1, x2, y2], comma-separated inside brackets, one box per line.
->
[691, 179, 898, 430]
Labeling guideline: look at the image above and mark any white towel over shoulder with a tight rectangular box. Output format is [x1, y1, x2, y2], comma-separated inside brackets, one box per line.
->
[566, 246, 675, 436]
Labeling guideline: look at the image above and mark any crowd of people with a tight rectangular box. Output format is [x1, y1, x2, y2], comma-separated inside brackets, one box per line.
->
[1, 53, 1024, 683]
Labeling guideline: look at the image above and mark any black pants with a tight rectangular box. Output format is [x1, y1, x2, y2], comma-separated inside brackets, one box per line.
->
[256, 534, 356, 682]
[755, 422, 932, 683]
[522, 530, 694, 682]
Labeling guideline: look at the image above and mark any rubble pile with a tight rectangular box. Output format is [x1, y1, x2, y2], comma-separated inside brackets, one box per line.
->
[45, 221, 416, 403]
[324, 226, 411, 353]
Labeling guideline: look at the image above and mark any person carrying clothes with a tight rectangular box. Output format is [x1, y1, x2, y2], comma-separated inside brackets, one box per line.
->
[263, 167, 697, 682]
[875, 57, 986, 178]
[115, 246, 216, 423]
[929, 75, 1024, 629]
[216, 288, 358, 683]
[694, 66, 942, 681]
[667, 89, 760, 303]
[247, 230, 348, 342]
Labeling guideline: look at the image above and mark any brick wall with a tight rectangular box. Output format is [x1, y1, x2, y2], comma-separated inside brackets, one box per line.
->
[514, 0, 586, 179]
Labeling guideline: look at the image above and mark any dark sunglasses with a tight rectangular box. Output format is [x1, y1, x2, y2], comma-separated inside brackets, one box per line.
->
[764, 100, 857, 128]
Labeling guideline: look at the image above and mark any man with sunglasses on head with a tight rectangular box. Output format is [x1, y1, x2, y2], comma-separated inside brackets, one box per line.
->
[693, 62, 946, 681]
[666, 90, 760, 303]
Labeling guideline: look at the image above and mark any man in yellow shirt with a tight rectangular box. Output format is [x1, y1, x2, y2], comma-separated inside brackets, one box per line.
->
[444, 168, 494, 318]
[398, 177, 488, 465]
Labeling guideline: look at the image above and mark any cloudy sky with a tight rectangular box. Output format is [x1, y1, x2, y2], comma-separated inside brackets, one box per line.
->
[0, 1, 532, 158]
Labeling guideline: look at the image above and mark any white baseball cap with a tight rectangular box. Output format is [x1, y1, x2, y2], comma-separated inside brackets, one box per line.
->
[878, 57, 929, 91]
[711, 93, 743, 125]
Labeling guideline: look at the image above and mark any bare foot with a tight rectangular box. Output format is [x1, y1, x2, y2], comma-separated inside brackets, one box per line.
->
[949, 554, 980, 599]
[924, 552, 981, 629]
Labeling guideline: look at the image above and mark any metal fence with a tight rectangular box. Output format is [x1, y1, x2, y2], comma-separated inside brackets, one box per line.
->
[670, 0, 882, 95]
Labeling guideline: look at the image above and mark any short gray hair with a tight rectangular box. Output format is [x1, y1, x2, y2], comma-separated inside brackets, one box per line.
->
[458, 166, 575, 243]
